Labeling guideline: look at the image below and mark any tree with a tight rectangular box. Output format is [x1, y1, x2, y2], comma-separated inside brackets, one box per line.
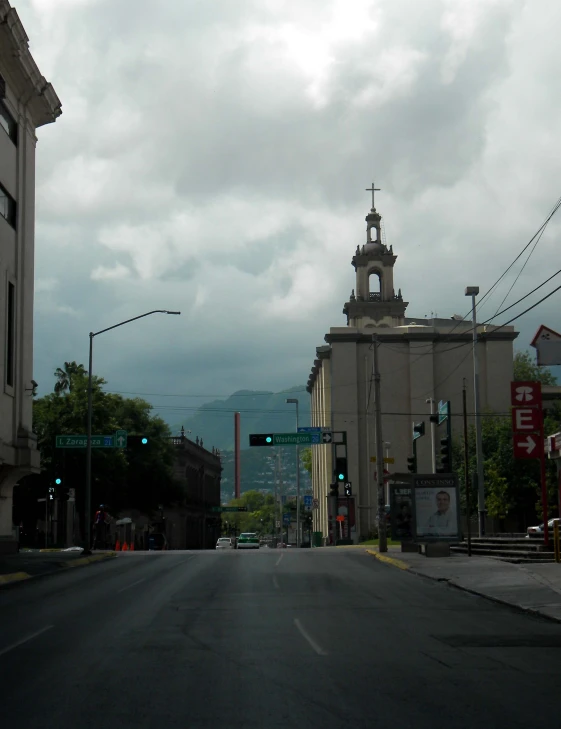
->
[300, 447, 312, 475]
[223, 490, 276, 535]
[29, 362, 181, 541]
[513, 351, 557, 385]
[54, 361, 87, 394]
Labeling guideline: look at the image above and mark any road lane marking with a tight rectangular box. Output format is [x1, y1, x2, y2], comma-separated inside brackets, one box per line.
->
[294, 619, 328, 656]
[117, 578, 146, 593]
[275, 553, 284, 567]
[273, 575, 280, 589]
[0, 625, 54, 657]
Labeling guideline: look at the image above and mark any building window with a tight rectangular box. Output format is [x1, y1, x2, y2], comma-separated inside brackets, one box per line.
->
[6, 281, 15, 388]
[0, 101, 17, 144]
[0, 183, 16, 229]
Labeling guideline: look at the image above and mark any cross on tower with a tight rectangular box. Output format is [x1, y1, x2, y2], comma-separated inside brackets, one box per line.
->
[365, 182, 381, 210]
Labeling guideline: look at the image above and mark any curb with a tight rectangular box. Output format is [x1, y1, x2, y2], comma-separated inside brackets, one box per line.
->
[0, 552, 117, 588]
[366, 549, 410, 570]
[365, 549, 561, 625]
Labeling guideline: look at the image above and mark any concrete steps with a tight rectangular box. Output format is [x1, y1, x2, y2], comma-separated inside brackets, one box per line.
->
[451, 537, 557, 563]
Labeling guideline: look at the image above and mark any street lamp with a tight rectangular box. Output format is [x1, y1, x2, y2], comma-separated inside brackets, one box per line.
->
[286, 397, 301, 548]
[465, 286, 485, 536]
[83, 309, 181, 554]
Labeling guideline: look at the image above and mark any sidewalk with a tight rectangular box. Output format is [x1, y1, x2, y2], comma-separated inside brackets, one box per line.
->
[364, 546, 561, 623]
[0, 549, 116, 587]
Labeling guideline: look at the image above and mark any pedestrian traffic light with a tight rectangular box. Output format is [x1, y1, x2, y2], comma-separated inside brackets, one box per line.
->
[344, 483, 352, 497]
[329, 482, 339, 497]
[48, 486, 55, 501]
[335, 456, 348, 482]
[407, 454, 417, 473]
[249, 433, 274, 446]
[436, 436, 451, 473]
[55, 477, 62, 485]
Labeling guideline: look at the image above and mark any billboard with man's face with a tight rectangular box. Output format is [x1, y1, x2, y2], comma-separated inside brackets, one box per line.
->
[412, 475, 460, 541]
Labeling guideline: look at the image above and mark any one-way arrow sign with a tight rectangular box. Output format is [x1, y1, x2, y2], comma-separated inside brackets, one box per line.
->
[322, 432, 332, 443]
[514, 434, 539, 459]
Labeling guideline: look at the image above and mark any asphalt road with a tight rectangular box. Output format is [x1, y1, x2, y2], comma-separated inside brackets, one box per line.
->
[1, 548, 560, 729]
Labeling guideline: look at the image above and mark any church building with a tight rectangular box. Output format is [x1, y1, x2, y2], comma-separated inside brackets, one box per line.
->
[306, 191, 518, 543]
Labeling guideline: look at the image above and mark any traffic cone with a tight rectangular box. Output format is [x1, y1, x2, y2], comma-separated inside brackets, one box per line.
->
[115, 538, 120, 551]
[122, 542, 129, 551]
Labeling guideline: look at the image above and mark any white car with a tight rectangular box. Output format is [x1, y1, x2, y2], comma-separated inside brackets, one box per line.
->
[526, 518, 560, 537]
[216, 537, 233, 550]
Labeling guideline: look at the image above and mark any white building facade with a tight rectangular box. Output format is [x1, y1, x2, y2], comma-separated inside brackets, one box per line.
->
[0, 2, 61, 553]
[307, 200, 518, 543]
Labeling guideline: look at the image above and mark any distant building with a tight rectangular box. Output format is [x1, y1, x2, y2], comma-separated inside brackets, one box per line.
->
[0, 2, 62, 553]
[168, 431, 222, 549]
[306, 198, 518, 543]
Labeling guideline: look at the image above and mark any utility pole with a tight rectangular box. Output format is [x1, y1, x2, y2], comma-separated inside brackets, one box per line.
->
[465, 287, 485, 536]
[373, 336, 387, 552]
[426, 398, 437, 473]
[462, 379, 472, 557]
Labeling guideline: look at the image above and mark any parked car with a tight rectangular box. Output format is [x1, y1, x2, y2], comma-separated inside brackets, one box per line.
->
[237, 532, 260, 550]
[216, 537, 233, 550]
[526, 518, 561, 537]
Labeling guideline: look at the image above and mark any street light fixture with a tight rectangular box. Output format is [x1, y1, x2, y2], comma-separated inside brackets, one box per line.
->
[286, 397, 301, 548]
[465, 286, 485, 536]
[83, 309, 181, 554]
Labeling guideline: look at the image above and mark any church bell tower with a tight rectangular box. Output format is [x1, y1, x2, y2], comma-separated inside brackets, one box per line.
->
[343, 184, 408, 328]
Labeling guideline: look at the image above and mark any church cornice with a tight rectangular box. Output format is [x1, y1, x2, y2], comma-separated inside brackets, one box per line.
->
[0, 1, 62, 127]
[343, 299, 408, 321]
[325, 328, 519, 344]
[352, 251, 397, 270]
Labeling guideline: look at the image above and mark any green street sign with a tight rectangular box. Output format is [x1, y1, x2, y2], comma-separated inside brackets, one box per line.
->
[438, 400, 450, 425]
[115, 429, 127, 448]
[211, 506, 248, 513]
[56, 435, 115, 448]
[273, 433, 317, 446]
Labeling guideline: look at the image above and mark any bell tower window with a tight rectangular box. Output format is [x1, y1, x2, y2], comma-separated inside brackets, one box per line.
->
[369, 271, 381, 301]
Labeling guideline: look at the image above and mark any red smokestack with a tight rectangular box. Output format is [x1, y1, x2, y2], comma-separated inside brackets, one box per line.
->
[234, 412, 241, 499]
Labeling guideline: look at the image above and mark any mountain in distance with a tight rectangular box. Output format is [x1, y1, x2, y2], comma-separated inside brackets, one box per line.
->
[167, 386, 313, 500]
[168, 385, 311, 452]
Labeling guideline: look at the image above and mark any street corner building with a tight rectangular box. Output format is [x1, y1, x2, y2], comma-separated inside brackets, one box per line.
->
[306, 197, 518, 544]
[0, 2, 62, 554]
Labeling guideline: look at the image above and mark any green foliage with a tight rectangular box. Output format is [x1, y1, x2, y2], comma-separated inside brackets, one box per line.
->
[300, 447, 312, 475]
[453, 414, 559, 526]
[513, 351, 557, 385]
[31, 363, 182, 526]
[221, 490, 277, 535]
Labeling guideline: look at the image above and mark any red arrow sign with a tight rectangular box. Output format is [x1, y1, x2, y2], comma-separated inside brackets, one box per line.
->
[514, 434, 540, 459]
[511, 407, 541, 432]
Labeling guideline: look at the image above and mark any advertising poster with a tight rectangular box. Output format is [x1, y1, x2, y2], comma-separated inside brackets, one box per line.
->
[413, 475, 460, 541]
[390, 485, 413, 541]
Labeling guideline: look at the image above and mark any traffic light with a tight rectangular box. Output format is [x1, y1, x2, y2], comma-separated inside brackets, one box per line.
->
[335, 456, 348, 483]
[407, 454, 417, 473]
[436, 436, 451, 473]
[329, 482, 339, 497]
[413, 421, 425, 439]
[249, 433, 274, 447]
[55, 477, 62, 485]
[128, 435, 150, 446]
[344, 483, 352, 497]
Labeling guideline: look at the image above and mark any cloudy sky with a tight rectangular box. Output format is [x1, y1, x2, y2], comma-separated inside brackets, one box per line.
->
[16, 0, 561, 424]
